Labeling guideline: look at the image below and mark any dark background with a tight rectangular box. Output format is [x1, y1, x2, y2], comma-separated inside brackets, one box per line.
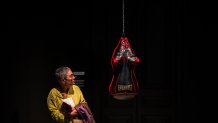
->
[4, 0, 217, 123]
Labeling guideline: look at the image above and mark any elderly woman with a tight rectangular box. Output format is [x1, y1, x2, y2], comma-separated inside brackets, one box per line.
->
[47, 66, 95, 123]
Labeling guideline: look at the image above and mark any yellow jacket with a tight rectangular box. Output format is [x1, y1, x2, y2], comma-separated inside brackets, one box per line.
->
[47, 85, 86, 123]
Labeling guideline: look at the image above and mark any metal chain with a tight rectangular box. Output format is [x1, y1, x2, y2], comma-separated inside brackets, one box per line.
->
[122, 0, 125, 35]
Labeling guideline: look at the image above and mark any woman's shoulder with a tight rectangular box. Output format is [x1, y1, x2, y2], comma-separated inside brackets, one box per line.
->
[49, 88, 58, 92]
[71, 84, 84, 92]
[48, 88, 60, 95]
[71, 84, 81, 90]
[48, 88, 63, 99]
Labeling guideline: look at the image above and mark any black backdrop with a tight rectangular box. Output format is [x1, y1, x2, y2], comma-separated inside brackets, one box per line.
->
[4, 0, 217, 123]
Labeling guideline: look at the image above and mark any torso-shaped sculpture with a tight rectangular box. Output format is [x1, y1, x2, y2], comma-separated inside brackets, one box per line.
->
[109, 37, 140, 100]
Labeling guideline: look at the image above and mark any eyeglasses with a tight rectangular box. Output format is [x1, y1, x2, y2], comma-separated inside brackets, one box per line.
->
[68, 74, 76, 78]
[64, 75, 76, 81]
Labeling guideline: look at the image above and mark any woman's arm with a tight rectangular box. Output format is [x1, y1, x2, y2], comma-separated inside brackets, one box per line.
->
[47, 91, 66, 123]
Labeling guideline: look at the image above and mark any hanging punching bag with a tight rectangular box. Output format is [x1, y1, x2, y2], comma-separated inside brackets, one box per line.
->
[109, 36, 140, 100]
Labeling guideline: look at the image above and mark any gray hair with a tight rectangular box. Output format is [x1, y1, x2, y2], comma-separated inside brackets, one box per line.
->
[55, 66, 71, 81]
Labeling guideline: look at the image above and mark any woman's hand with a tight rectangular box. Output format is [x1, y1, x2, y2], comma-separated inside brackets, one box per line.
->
[61, 93, 68, 99]
[69, 108, 78, 118]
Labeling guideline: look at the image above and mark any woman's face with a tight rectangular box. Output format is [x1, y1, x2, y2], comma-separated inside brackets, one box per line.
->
[62, 70, 76, 88]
